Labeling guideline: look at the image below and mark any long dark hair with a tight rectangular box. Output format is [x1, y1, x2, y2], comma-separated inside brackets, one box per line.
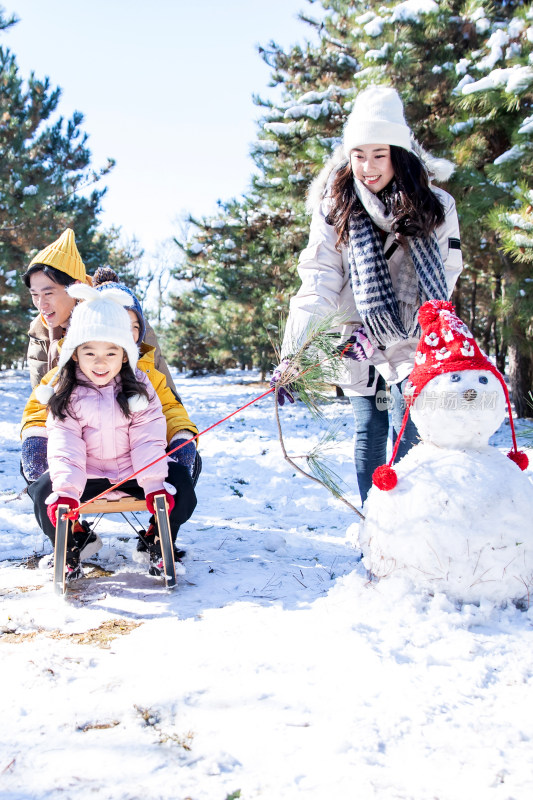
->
[48, 354, 150, 421]
[326, 145, 445, 249]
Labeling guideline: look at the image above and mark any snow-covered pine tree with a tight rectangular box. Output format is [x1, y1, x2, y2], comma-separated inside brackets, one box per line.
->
[170, 0, 532, 409]
[314, 0, 532, 415]
[443, 1, 533, 417]
[168, 196, 301, 377]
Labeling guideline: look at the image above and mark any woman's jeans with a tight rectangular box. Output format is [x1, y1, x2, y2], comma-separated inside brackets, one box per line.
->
[349, 373, 418, 504]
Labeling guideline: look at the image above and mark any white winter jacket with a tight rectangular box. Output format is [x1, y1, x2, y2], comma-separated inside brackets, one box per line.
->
[282, 186, 463, 396]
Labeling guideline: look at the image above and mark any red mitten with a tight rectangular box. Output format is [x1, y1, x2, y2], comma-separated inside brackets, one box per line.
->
[145, 489, 175, 516]
[46, 495, 80, 527]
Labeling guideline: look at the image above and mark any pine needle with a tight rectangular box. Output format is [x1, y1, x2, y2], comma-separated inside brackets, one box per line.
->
[305, 422, 349, 498]
[277, 311, 350, 419]
[274, 313, 365, 520]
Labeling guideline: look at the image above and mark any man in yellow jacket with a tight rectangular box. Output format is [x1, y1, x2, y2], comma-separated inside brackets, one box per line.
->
[24, 229, 177, 394]
[22, 248, 200, 565]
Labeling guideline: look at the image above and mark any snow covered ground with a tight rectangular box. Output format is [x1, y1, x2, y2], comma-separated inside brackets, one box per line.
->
[1, 367, 533, 800]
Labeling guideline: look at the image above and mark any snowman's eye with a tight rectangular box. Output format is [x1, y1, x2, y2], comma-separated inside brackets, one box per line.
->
[479, 376, 488, 384]
[450, 373, 461, 383]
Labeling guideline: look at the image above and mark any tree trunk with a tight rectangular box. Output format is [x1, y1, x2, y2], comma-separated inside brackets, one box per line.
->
[507, 340, 533, 419]
[495, 324, 506, 375]
[482, 312, 494, 356]
[470, 272, 477, 333]
[500, 259, 532, 418]
[453, 276, 462, 320]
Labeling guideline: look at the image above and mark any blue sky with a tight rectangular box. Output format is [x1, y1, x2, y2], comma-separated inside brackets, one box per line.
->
[3, 0, 319, 253]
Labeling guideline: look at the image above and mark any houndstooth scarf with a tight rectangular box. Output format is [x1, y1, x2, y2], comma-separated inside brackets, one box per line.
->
[347, 178, 448, 349]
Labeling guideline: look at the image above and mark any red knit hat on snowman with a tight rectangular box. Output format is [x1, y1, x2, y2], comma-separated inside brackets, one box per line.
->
[373, 299, 529, 491]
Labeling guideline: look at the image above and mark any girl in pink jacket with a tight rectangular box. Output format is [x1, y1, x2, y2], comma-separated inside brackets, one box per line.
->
[28, 285, 196, 584]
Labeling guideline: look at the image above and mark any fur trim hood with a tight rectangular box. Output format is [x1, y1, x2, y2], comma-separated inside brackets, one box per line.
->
[305, 140, 455, 215]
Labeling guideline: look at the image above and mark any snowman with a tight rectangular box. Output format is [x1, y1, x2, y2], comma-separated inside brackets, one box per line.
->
[359, 300, 532, 606]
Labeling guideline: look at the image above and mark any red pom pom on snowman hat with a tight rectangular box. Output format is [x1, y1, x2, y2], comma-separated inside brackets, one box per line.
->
[507, 450, 529, 471]
[372, 464, 398, 491]
[416, 299, 454, 329]
[372, 300, 528, 492]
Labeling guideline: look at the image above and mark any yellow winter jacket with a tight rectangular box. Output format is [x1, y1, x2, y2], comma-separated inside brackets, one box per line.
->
[21, 343, 198, 445]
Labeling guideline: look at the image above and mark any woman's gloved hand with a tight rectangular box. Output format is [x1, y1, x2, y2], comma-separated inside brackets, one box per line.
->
[270, 359, 297, 406]
[338, 327, 375, 361]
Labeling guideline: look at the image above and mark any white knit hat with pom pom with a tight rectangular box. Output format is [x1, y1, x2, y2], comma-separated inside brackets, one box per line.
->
[35, 284, 145, 409]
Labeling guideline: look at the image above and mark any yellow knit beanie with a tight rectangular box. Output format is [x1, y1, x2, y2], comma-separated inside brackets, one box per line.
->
[28, 228, 87, 283]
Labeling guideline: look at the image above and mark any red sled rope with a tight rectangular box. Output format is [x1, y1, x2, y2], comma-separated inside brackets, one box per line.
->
[64, 386, 275, 519]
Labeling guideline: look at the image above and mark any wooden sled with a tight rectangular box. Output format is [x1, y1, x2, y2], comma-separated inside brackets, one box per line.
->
[53, 493, 177, 595]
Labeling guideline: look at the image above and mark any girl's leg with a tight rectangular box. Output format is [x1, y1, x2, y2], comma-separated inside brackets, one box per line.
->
[27, 472, 55, 544]
[390, 378, 420, 460]
[349, 374, 389, 504]
[27, 476, 110, 562]
[120, 465, 197, 543]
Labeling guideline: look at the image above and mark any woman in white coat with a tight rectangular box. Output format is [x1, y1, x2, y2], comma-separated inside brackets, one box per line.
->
[279, 86, 463, 504]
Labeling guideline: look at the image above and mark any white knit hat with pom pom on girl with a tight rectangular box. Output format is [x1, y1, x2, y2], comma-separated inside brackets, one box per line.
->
[35, 284, 141, 404]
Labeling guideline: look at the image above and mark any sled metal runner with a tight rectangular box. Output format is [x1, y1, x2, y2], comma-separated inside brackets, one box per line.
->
[154, 493, 176, 588]
[53, 503, 70, 596]
[53, 493, 176, 595]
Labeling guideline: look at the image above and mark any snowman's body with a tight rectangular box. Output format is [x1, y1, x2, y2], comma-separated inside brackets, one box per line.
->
[360, 369, 533, 605]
